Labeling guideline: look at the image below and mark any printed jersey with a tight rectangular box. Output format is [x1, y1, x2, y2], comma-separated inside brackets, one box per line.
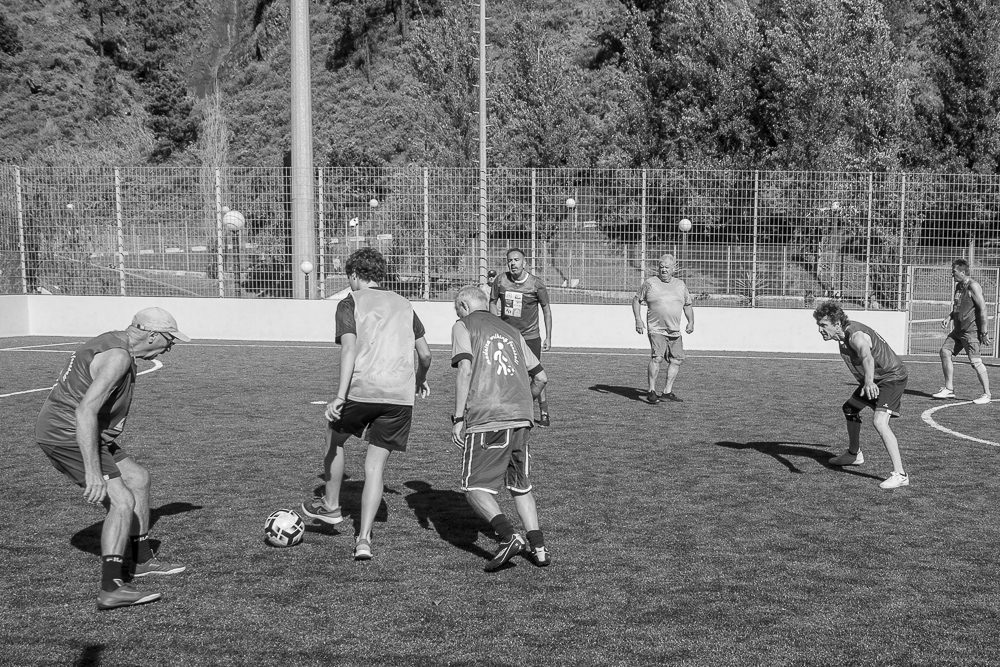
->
[491, 272, 549, 340]
[951, 280, 982, 335]
[636, 276, 692, 337]
[839, 321, 907, 383]
[35, 332, 136, 446]
[450, 310, 542, 433]
[335, 287, 425, 406]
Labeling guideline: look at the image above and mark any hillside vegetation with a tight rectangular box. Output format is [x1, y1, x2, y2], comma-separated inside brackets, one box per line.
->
[0, 0, 997, 173]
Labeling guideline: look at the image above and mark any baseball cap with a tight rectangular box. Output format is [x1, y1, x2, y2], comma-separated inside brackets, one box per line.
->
[131, 307, 191, 342]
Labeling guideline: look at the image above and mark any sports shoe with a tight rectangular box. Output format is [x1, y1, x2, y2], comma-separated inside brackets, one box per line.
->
[828, 450, 865, 466]
[354, 537, 372, 561]
[645, 391, 660, 405]
[526, 545, 550, 567]
[879, 472, 910, 490]
[973, 393, 992, 405]
[537, 412, 551, 427]
[485, 533, 526, 572]
[931, 387, 956, 399]
[662, 392, 683, 402]
[97, 580, 161, 610]
[133, 558, 186, 578]
[301, 498, 343, 525]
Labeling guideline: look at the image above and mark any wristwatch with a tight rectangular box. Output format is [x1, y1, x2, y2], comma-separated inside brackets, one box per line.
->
[451, 415, 465, 424]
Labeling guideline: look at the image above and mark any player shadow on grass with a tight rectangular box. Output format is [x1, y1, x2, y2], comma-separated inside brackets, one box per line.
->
[305, 481, 396, 537]
[70, 501, 203, 556]
[716, 441, 883, 480]
[588, 384, 655, 402]
[403, 481, 494, 560]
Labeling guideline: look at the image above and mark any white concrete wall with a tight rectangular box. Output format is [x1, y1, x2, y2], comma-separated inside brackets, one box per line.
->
[0, 295, 908, 353]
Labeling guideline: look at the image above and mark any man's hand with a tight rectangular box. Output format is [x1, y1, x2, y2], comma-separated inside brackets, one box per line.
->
[325, 397, 345, 422]
[635, 319, 645, 335]
[979, 331, 993, 346]
[940, 316, 951, 330]
[685, 322, 694, 334]
[83, 470, 107, 505]
[862, 381, 880, 400]
[416, 381, 431, 399]
[542, 337, 551, 352]
[451, 421, 465, 449]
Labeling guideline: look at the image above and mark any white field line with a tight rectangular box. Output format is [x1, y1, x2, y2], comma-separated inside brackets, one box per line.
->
[0, 341, 84, 351]
[0, 359, 163, 399]
[921, 401, 1000, 447]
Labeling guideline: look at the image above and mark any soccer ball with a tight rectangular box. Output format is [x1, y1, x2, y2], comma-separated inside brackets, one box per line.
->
[264, 509, 305, 547]
[678, 218, 693, 232]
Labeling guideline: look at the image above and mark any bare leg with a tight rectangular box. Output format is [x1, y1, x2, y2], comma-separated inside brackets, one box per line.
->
[102, 478, 134, 557]
[115, 457, 150, 537]
[939, 347, 954, 389]
[872, 411, 904, 473]
[664, 360, 682, 394]
[511, 490, 539, 533]
[358, 444, 391, 540]
[647, 358, 661, 393]
[970, 356, 991, 395]
[322, 429, 351, 509]
[466, 489, 502, 522]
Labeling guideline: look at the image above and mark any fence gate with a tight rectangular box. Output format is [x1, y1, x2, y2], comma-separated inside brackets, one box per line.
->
[907, 266, 999, 357]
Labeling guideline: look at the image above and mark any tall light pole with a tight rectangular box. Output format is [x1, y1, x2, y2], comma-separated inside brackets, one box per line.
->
[290, 0, 316, 298]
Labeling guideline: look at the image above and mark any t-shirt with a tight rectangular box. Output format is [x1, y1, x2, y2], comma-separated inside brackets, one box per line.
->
[335, 287, 425, 406]
[951, 280, 981, 335]
[839, 321, 908, 383]
[636, 276, 692, 337]
[450, 310, 542, 433]
[491, 272, 549, 340]
[35, 332, 136, 446]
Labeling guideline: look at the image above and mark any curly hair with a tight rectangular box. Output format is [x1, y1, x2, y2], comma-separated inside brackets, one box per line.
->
[345, 247, 387, 283]
[812, 300, 850, 327]
[952, 258, 970, 273]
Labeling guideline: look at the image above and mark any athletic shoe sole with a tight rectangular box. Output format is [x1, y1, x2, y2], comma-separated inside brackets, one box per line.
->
[97, 589, 162, 610]
[301, 502, 344, 525]
[133, 562, 186, 578]
[354, 539, 372, 561]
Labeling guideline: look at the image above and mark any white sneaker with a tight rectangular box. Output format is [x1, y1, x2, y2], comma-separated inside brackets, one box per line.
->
[972, 393, 992, 405]
[829, 450, 865, 466]
[879, 472, 909, 490]
[931, 387, 956, 399]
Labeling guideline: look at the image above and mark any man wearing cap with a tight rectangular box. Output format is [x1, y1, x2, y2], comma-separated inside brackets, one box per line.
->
[35, 307, 190, 610]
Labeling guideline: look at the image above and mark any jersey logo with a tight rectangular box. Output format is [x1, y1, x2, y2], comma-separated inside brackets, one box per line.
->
[482, 333, 520, 376]
[504, 291, 524, 318]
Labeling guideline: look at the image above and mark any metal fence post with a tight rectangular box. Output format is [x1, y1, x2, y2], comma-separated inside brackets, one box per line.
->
[864, 172, 874, 309]
[640, 169, 647, 277]
[423, 167, 430, 300]
[530, 168, 536, 271]
[215, 169, 225, 297]
[897, 173, 906, 310]
[114, 168, 126, 296]
[14, 166, 27, 294]
[317, 167, 326, 298]
[751, 170, 759, 307]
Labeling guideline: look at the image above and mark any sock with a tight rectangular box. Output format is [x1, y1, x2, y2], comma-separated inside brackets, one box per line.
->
[131, 534, 153, 564]
[489, 514, 516, 541]
[101, 555, 125, 592]
[526, 529, 545, 550]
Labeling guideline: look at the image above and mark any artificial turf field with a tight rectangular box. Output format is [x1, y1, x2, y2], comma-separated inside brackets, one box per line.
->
[1, 336, 998, 666]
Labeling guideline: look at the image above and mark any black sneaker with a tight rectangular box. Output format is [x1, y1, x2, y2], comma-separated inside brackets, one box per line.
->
[645, 391, 660, 404]
[662, 392, 683, 402]
[537, 413, 550, 427]
[485, 534, 526, 572]
[527, 545, 550, 567]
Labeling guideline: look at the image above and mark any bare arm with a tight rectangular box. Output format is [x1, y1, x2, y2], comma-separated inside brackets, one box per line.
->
[542, 305, 553, 351]
[970, 281, 992, 343]
[632, 295, 645, 334]
[327, 333, 357, 421]
[683, 304, 695, 334]
[452, 359, 473, 448]
[414, 336, 432, 397]
[849, 331, 879, 400]
[76, 349, 133, 504]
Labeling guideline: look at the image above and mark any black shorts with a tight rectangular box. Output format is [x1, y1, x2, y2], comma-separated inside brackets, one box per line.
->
[525, 337, 542, 360]
[330, 400, 413, 452]
[38, 440, 128, 486]
[845, 377, 907, 418]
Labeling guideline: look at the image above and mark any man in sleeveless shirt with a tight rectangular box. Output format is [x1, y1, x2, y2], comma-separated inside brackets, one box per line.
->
[814, 301, 910, 489]
[35, 307, 190, 610]
[452, 286, 550, 571]
[632, 254, 694, 404]
[931, 259, 992, 405]
[300, 247, 432, 561]
[490, 248, 553, 426]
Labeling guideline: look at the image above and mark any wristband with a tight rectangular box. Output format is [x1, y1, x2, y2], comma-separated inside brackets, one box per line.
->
[451, 415, 465, 424]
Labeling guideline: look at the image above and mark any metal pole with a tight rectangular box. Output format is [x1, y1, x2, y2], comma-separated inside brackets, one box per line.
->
[290, 0, 316, 298]
[530, 169, 536, 271]
[317, 167, 325, 298]
[215, 169, 225, 297]
[477, 0, 488, 286]
[751, 170, 759, 307]
[114, 168, 126, 295]
[14, 166, 27, 294]
[864, 172, 874, 309]
[640, 169, 647, 277]
[423, 168, 430, 300]
[897, 173, 906, 310]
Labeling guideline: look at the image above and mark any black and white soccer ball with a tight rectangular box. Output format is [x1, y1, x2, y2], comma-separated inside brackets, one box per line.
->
[264, 509, 305, 547]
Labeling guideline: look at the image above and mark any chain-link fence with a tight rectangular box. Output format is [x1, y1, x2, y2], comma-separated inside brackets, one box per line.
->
[2, 165, 998, 308]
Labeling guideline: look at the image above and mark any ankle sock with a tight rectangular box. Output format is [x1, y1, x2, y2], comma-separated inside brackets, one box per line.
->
[131, 534, 153, 564]
[101, 555, 125, 592]
[526, 530, 545, 550]
[489, 515, 516, 541]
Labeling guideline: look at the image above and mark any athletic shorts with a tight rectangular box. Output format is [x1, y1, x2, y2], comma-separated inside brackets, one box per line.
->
[330, 400, 413, 452]
[525, 336, 542, 360]
[460, 426, 532, 495]
[649, 333, 685, 361]
[943, 331, 981, 358]
[844, 377, 907, 418]
[37, 440, 127, 485]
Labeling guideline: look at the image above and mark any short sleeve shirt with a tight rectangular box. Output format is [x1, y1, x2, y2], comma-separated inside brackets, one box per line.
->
[839, 321, 908, 383]
[491, 273, 549, 340]
[636, 276, 692, 337]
